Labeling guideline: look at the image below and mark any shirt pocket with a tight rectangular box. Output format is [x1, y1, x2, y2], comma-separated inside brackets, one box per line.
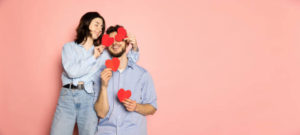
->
[130, 85, 143, 103]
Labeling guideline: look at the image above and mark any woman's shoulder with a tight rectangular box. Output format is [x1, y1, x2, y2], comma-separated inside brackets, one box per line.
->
[63, 41, 79, 49]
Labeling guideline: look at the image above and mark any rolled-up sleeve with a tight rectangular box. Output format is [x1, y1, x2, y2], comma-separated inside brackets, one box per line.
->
[127, 48, 139, 64]
[141, 72, 157, 109]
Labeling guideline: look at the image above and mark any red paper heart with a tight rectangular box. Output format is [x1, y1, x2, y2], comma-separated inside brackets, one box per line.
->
[115, 27, 128, 42]
[115, 34, 125, 42]
[118, 27, 127, 36]
[102, 34, 114, 47]
[117, 88, 131, 102]
[105, 57, 120, 72]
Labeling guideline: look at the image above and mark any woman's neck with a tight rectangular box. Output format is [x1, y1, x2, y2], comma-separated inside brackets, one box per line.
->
[80, 36, 94, 50]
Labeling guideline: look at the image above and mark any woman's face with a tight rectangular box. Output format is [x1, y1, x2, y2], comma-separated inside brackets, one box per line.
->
[89, 17, 103, 39]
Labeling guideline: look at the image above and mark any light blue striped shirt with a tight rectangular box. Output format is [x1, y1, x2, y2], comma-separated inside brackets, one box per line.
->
[94, 60, 157, 135]
[61, 41, 139, 93]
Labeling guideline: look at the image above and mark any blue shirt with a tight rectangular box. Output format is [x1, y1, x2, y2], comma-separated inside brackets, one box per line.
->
[94, 59, 157, 135]
[61, 41, 139, 93]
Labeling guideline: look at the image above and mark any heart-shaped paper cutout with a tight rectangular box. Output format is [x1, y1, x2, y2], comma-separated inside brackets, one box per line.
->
[117, 88, 131, 102]
[102, 34, 114, 47]
[118, 27, 127, 36]
[115, 27, 128, 42]
[115, 34, 125, 42]
[105, 57, 120, 72]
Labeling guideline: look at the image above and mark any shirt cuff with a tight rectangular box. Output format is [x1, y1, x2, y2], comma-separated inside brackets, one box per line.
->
[131, 47, 139, 52]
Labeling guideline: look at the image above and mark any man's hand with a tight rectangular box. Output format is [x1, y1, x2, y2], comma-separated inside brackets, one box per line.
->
[95, 67, 112, 118]
[125, 34, 138, 51]
[94, 45, 105, 58]
[123, 99, 157, 115]
[100, 68, 112, 88]
[122, 99, 137, 112]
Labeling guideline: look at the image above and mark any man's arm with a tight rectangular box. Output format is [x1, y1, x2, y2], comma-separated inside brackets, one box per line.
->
[94, 68, 112, 118]
[136, 103, 156, 115]
[122, 71, 157, 116]
[123, 99, 156, 116]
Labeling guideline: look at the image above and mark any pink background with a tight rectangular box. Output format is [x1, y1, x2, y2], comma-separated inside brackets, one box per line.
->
[1, 0, 300, 135]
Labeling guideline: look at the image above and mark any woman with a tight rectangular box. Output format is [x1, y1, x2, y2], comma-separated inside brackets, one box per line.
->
[50, 12, 139, 135]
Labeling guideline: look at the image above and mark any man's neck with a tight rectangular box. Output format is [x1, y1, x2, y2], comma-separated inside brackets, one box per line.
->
[80, 37, 94, 50]
[118, 53, 128, 70]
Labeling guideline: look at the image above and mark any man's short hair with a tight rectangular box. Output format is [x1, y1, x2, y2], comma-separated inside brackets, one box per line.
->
[106, 25, 123, 35]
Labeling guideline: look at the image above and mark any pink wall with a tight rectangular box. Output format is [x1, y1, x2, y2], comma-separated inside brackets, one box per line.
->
[1, 0, 300, 135]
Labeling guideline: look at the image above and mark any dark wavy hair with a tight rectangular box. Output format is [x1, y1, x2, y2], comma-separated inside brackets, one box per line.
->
[74, 12, 106, 46]
[106, 25, 123, 34]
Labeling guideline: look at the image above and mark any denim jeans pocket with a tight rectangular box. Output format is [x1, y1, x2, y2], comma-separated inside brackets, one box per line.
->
[57, 88, 72, 105]
[60, 88, 69, 96]
[83, 91, 96, 103]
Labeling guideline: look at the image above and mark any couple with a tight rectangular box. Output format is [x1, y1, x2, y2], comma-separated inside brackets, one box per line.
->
[50, 12, 157, 135]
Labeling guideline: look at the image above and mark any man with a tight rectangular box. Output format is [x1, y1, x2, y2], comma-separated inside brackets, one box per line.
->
[94, 25, 157, 135]
[50, 12, 139, 135]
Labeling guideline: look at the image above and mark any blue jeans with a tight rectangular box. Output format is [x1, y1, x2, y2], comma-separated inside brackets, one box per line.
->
[50, 87, 98, 135]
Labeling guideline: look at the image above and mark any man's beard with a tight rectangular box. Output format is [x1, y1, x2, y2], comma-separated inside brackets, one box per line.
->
[108, 47, 126, 57]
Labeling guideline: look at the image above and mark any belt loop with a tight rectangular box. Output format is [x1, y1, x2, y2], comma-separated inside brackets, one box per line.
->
[69, 83, 72, 89]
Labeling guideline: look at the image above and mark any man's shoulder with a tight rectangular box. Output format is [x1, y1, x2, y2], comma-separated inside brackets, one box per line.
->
[131, 64, 151, 77]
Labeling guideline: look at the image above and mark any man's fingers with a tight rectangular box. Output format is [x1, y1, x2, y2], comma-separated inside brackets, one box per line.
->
[105, 68, 113, 72]
[123, 103, 129, 107]
[101, 72, 112, 81]
[104, 68, 112, 72]
[125, 106, 133, 110]
[123, 100, 130, 106]
[124, 99, 134, 104]
[124, 99, 131, 102]
[101, 73, 110, 79]
[106, 73, 111, 78]
[126, 107, 134, 111]
[102, 71, 112, 77]
[102, 73, 109, 78]
[124, 99, 134, 103]
[123, 100, 136, 108]
[101, 69, 113, 76]
[104, 73, 112, 79]
[101, 71, 109, 76]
